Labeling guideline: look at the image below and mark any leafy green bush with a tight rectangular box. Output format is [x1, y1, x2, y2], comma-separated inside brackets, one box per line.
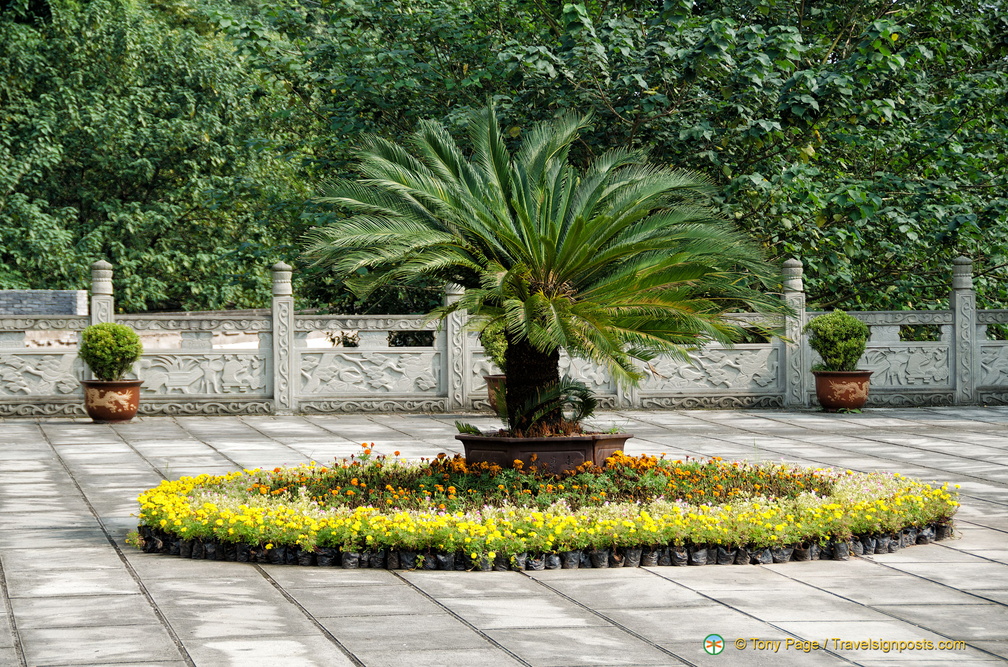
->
[478, 320, 507, 374]
[79, 323, 143, 381]
[804, 310, 869, 371]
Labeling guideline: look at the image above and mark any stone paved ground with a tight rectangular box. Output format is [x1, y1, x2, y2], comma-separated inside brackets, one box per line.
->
[0, 408, 1006, 666]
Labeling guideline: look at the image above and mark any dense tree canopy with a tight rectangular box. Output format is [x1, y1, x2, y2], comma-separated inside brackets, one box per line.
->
[2, 0, 1006, 313]
[280, 0, 1008, 311]
[0, 0, 307, 311]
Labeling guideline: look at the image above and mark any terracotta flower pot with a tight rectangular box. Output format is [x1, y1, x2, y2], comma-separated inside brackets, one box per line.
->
[81, 379, 143, 423]
[812, 370, 872, 411]
[483, 374, 506, 414]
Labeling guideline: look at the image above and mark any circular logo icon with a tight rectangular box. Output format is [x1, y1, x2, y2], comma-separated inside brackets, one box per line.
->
[704, 634, 725, 655]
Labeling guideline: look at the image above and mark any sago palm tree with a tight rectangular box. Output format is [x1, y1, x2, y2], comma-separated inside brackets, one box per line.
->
[305, 105, 787, 434]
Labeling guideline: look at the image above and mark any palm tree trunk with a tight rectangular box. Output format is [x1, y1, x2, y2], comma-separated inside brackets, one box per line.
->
[503, 335, 560, 434]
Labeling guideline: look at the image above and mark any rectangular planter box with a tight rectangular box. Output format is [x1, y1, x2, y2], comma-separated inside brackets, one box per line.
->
[455, 433, 632, 473]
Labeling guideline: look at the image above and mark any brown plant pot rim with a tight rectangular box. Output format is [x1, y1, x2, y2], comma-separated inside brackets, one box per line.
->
[811, 370, 874, 376]
[455, 433, 631, 444]
[81, 379, 145, 387]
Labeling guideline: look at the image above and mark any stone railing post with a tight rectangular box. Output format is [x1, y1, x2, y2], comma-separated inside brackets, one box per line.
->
[444, 283, 467, 411]
[782, 258, 808, 407]
[271, 262, 295, 414]
[951, 256, 977, 405]
[90, 260, 115, 325]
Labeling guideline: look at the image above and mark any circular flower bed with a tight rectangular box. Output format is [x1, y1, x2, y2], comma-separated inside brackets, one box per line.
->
[135, 447, 959, 570]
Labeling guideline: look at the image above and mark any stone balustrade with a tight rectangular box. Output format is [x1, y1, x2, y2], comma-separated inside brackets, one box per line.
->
[0, 257, 1003, 417]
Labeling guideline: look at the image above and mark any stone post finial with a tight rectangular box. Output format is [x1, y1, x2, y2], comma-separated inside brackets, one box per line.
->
[91, 260, 113, 296]
[444, 282, 464, 306]
[952, 256, 973, 290]
[272, 262, 293, 297]
[782, 258, 804, 293]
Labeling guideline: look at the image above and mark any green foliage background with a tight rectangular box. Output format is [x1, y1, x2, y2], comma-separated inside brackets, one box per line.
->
[2, 0, 1006, 313]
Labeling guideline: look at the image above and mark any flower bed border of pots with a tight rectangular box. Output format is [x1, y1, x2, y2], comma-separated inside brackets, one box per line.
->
[135, 521, 954, 570]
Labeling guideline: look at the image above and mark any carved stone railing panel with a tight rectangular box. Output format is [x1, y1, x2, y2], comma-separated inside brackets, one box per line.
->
[637, 346, 780, 393]
[817, 310, 954, 326]
[295, 315, 437, 332]
[118, 315, 271, 332]
[978, 310, 1008, 325]
[979, 343, 1008, 387]
[0, 401, 85, 418]
[0, 317, 89, 332]
[723, 312, 786, 328]
[558, 353, 618, 395]
[0, 352, 82, 396]
[640, 395, 784, 409]
[860, 345, 951, 388]
[865, 392, 954, 407]
[468, 349, 496, 392]
[137, 353, 269, 396]
[138, 399, 274, 415]
[299, 398, 448, 413]
[299, 351, 441, 396]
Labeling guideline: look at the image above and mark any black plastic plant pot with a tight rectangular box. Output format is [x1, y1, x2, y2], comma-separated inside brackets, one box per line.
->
[369, 550, 387, 569]
[316, 547, 339, 567]
[561, 550, 581, 569]
[670, 544, 688, 566]
[687, 543, 708, 566]
[398, 550, 418, 570]
[750, 547, 773, 564]
[544, 553, 561, 569]
[771, 545, 794, 563]
[734, 546, 750, 565]
[917, 526, 935, 544]
[493, 553, 509, 571]
[527, 553, 546, 570]
[716, 546, 737, 565]
[792, 544, 810, 562]
[341, 551, 361, 569]
[511, 552, 528, 571]
[623, 547, 643, 568]
[641, 547, 661, 567]
[588, 548, 609, 568]
[831, 540, 850, 561]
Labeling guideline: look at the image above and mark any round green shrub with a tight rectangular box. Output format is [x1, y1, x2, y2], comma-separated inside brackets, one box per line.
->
[803, 310, 869, 371]
[80, 323, 143, 381]
[479, 320, 507, 374]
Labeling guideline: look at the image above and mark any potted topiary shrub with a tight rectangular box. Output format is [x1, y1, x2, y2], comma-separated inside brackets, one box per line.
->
[79, 322, 144, 422]
[305, 104, 788, 472]
[803, 309, 871, 411]
[479, 319, 507, 416]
